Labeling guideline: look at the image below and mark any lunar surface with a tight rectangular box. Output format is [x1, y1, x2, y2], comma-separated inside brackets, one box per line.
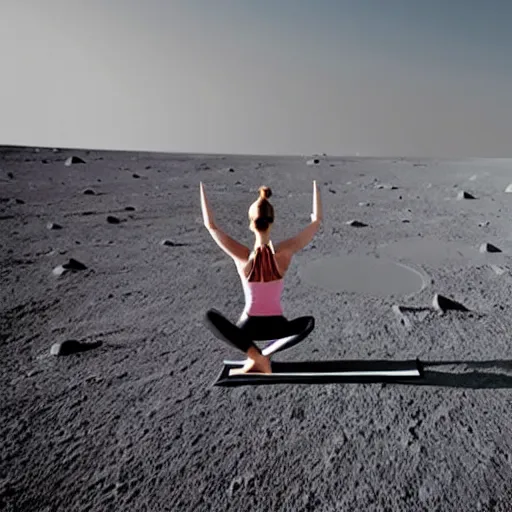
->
[2, 147, 512, 511]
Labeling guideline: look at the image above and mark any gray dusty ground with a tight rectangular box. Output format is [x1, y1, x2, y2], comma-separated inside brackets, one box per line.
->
[1, 147, 512, 511]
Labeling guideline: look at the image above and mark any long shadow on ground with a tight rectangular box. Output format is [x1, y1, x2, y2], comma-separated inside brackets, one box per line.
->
[419, 360, 512, 389]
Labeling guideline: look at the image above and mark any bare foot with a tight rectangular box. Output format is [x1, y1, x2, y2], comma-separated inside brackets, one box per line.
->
[229, 354, 272, 376]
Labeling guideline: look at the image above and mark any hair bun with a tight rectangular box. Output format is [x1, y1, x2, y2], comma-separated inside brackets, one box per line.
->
[258, 186, 272, 200]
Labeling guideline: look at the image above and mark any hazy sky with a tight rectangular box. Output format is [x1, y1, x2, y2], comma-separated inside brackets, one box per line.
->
[1, 1, 511, 157]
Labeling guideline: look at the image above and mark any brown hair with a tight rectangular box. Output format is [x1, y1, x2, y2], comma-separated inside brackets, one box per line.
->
[247, 244, 282, 282]
[250, 186, 274, 232]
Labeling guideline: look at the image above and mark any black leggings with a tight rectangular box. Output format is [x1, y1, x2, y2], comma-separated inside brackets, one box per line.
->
[204, 308, 315, 354]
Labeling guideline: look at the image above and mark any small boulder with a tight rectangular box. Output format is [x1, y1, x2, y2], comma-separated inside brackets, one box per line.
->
[306, 159, 320, 166]
[505, 184, 512, 193]
[106, 216, 121, 224]
[52, 258, 87, 276]
[83, 189, 95, 195]
[46, 222, 62, 230]
[479, 242, 501, 254]
[375, 184, 398, 190]
[432, 294, 469, 314]
[457, 190, 475, 200]
[65, 156, 85, 166]
[51, 339, 102, 356]
[346, 220, 368, 227]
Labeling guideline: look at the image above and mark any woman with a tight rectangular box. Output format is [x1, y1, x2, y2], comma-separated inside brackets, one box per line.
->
[200, 180, 323, 375]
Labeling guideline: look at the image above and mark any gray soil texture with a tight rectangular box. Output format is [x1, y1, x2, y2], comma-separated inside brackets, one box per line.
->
[2, 147, 512, 511]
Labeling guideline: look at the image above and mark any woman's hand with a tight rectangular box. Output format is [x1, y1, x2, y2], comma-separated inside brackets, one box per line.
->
[200, 182, 217, 230]
[311, 180, 323, 223]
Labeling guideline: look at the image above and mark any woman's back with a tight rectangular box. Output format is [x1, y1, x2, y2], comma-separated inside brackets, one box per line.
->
[239, 243, 292, 282]
[238, 244, 290, 316]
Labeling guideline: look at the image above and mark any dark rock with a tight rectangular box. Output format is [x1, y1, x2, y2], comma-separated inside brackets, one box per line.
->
[107, 216, 121, 224]
[124, 206, 135, 211]
[51, 339, 102, 356]
[432, 294, 469, 313]
[346, 220, 368, 227]
[160, 239, 187, 247]
[65, 156, 85, 166]
[83, 189, 95, 195]
[480, 242, 501, 253]
[457, 190, 475, 200]
[375, 184, 398, 190]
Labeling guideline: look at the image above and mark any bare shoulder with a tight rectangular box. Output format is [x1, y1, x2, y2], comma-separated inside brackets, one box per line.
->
[274, 249, 293, 275]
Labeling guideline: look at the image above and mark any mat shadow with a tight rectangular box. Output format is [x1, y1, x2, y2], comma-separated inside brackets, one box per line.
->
[418, 360, 512, 389]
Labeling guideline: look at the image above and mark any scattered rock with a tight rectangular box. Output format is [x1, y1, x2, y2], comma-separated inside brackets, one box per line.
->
[145, 165, 151, 169]
[358, 202, 370, 207]
[42, 159, 49, 164]
[228, 168, 235, 173]
[402, 219, 410, 223]
[160, 239, 187, 247]
[9, 198, 25, 205]
[106, 215, 121, 224]
[64, 156, 85, 166]
[132, 173, 140, 179]
[328, 188, 336, 194]
[479, 242, 501, 254]
[52, 258, 87, 276]
[478, 221, 490, 227]
[46, 222, 62, 230]
[505, 184, 512, 193]
[375, 184, 398, 190]
[457, 190, 475, 200]
[392, 305, 412, 329]
[83, 189, 96, 195]
[235, 181, 242, 185]
[432, 294, 469, 314]
[51, 339, 102, 356]
[346, 220, 368, 227]
[7, 172, 14, 179]
[124, 206, 135, 211]
[306, 159, 320, 165]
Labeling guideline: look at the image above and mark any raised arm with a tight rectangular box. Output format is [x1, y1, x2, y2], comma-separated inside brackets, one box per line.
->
[275, 181, 323, 255]
[200, 182, 250, 262]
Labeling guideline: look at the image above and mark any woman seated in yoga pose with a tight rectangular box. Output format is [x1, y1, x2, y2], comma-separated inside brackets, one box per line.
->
[200, 180, 323, 375]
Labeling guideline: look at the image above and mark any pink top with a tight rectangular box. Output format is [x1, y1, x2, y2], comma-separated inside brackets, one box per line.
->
[242, 278, 284, 316]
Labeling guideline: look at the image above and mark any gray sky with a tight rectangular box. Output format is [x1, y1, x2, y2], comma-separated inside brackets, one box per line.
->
[1, 0, 511, 157]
